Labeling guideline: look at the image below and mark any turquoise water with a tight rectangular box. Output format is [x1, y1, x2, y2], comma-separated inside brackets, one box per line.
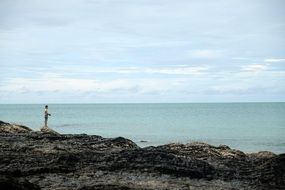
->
[0, 103, 285, 153]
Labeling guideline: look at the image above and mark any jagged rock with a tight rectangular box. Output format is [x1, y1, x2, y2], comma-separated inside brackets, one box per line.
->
[0, 120, 32, 133]
[0, 121, 284, 190]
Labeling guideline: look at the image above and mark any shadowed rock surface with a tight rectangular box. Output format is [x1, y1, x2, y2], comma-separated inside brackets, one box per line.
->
[0, 121, 284, 190]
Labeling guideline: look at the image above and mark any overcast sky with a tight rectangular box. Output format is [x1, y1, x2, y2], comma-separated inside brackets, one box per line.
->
[0, 0, 285, 103]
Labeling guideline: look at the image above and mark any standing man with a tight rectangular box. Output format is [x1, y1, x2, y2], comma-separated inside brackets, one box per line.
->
[44, 105, 51, 127]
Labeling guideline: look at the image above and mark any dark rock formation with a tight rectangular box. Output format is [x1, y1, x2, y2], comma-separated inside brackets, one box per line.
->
[0, 121, 284, 189]
[0, 175, 40, 190]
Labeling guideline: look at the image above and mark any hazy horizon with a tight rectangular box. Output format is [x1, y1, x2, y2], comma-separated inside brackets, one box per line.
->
[1, 0, 285, 103]
[1, 101, 285, 105]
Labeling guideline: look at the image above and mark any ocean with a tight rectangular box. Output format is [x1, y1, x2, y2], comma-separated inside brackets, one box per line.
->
[0, 103, 284, 153]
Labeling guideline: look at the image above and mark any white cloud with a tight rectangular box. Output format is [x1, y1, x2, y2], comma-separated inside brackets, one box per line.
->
[231, 57, 252, 60]
[264, 58, 285, 63]
[113, 66, 208, 75]
[210, 85, 249, 94]
[241, 64, 268, 72]
[144, 66, 208, 75]
[0, 74, 188, 94]
[55, 66, 209, 75]
[187, 50, 222, 59]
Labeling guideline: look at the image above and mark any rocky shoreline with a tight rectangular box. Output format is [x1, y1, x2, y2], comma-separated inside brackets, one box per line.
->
[0, 120, 284, 190]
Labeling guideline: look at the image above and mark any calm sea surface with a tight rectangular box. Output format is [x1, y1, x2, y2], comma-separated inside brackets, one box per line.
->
[0, 103, 284, 153]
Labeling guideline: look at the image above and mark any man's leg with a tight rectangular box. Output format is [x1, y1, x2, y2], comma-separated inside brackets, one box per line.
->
[45, 117, 47, 127]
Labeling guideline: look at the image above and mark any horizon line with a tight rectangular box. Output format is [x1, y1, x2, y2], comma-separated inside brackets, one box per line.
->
[0, 101, 284, 105]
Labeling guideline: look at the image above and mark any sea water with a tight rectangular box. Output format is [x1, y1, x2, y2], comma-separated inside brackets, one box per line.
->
[0, 103, 284, 153]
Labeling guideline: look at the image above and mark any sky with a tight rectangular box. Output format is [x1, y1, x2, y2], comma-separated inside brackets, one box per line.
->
[0, 0, 285, 103]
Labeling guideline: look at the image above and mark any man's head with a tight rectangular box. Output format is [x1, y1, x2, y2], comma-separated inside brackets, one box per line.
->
[45, 105, 48, 109]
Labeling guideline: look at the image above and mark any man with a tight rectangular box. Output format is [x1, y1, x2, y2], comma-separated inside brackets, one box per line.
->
[44, 105, 51, 127]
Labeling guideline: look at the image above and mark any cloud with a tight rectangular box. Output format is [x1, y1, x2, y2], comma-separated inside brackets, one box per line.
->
[264, 58, 285, 63]
[187, 50, 223, 59]
[210, 85, 250, 94]
[0, 74, 188, 95]
[91, 66, 209, 75]
[231, 57, 253, 60]
[240, 64, 268, 72]
[145, 66, 208, 75]
[30, 65, 209, 77]
[1, 0, 285, 103]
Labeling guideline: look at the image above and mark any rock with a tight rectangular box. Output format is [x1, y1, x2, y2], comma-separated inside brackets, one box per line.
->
[0, 175, 40, 190]
[0, 120, 32, 133]
[0, 121, 284, 190]
[40, 126, 60, 135]
[248, 151, 276, 158]
[78, 184, 132, 190]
